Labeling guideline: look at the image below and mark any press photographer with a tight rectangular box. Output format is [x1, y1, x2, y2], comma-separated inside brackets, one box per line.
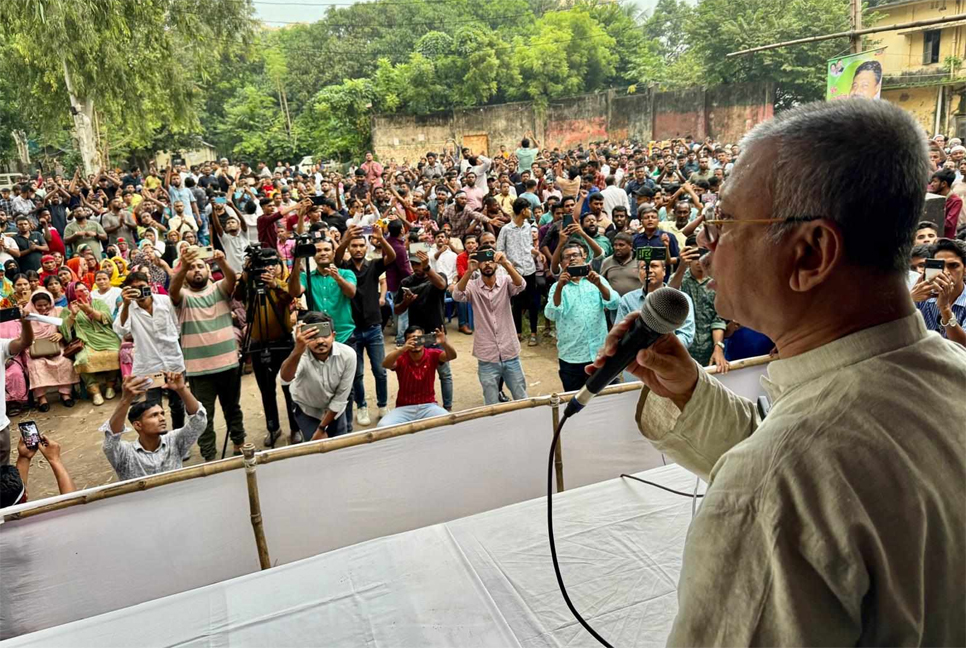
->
[234, 244, 299, 446]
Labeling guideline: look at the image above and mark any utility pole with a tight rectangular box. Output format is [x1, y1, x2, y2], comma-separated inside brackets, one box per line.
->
[850, 0, 863, 54]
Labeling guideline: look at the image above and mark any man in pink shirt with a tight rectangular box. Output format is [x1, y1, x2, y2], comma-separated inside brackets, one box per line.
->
[361, 152, 384, 189]
[928, 169, 962, 238]
[451, 248, 528, 404]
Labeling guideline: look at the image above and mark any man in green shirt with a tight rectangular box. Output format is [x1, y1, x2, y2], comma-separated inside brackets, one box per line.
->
[669, 241, 727, 368]
[64, 207, 108, 259]
[287, 238, 357, 344]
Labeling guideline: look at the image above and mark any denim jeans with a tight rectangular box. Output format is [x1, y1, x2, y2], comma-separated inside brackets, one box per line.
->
[376, 402, 450, 428]
[293, 405, 348, 440]
[348, 324, 388, 412]
[457, 301, 474, 329]
[394, 310, 409, 345]
[425, 345, 453, 410]
[478, 357, 528, 405]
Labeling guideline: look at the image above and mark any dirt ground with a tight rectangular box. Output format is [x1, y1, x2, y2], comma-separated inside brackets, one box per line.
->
[14, 323, 565, 500]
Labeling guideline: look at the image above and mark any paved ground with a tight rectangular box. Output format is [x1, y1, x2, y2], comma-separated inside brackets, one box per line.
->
[13, 323, 565, 500]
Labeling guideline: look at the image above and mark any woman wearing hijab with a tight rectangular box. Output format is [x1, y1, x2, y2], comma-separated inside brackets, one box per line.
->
[109, 257, 128, 286]
[24, 290, 79, 411]
[129, 240, 173, 290]
[66, 257, 95, 290]
[0, 260, 18, 300]
[39, 255, 59, 283]
[60, 282, 120, 405]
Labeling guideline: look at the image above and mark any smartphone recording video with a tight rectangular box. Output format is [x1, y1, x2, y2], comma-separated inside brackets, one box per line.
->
[0, 307, 21, 323]
[18, 421, 41, 450]
[923, 259, 945, 282]
[474, 249, 495, 263]
[568, 264, 590, 277]
[305, 321, 333, 339]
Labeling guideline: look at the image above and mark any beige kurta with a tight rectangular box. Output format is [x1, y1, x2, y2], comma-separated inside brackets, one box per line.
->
[637, 313, 966, 646]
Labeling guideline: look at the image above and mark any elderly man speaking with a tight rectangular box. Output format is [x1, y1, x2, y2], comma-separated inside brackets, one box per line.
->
[592, 99, 965, 644]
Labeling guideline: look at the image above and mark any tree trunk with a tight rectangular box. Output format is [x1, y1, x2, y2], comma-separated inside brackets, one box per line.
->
[11, 130, 30, 169]
[62, 60, 101, 175]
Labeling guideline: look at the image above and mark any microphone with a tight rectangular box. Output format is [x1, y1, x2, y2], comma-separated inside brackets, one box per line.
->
[563, 287, 690, 418]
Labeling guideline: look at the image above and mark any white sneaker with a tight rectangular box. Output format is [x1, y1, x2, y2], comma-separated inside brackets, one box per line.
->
[356, 406, 371, 426]
[105, 387, 116, 400]
[92, 393, 105, 406]
[377, 406, 389, 419]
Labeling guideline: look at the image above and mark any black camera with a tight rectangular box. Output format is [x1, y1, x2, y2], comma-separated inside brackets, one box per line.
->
[294, 231, 322, 258]
[245, 244, 280, 271]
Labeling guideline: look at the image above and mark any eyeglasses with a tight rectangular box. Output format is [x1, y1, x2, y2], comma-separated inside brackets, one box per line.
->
[698, 215, 823, 249]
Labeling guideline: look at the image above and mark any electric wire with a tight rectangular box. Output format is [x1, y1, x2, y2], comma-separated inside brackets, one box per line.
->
[547, 414, 613, 648]
[619, 473, 706, 499]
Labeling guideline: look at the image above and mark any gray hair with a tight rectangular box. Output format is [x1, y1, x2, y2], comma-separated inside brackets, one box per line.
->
[740, 99, 928, 272]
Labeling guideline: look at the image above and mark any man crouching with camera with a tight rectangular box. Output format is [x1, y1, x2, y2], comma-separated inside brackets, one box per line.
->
[279, 312, 356, 441]
[235, 246, 300, 446]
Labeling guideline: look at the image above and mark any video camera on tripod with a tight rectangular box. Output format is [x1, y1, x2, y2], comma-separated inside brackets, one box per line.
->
[293, 229, 324, 258]
[244, 245, 281, 294]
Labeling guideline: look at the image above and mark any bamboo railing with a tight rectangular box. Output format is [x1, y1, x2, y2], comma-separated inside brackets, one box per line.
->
[2, 355, 773, 568]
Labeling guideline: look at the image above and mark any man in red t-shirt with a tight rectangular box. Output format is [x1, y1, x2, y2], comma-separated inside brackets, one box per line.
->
[929, 169, 962, 238]
[376, 325, 457, 428]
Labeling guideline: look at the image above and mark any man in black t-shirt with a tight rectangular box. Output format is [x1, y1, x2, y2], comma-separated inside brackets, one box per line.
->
[394, 250, 453, 411]
[336, 225, 397, 427]
[12, 216, 48, 272]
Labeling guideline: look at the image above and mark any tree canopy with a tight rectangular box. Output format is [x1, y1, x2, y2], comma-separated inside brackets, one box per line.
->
[0, 0, 874, 169]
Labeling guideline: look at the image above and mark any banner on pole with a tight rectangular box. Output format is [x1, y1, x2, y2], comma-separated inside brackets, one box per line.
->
[827, 48, 886, 100]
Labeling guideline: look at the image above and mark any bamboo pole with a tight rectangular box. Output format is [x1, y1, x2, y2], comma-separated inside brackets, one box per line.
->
[242, 444, 272, 570]
[3, 356, 775, 522]
[727, 13, 966, 57]
[551, 393, 564, 493]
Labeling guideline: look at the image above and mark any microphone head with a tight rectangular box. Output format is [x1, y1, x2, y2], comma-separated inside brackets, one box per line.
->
[641, 287, 690, 334]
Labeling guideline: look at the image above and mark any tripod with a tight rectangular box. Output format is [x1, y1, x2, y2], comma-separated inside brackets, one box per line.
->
[225, 274, 295, 458]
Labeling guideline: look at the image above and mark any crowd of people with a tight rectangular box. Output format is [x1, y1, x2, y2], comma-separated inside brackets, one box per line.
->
[1, 125, 964, 508]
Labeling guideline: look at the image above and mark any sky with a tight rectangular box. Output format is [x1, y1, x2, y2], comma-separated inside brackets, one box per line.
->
[253, 0, 665, 27]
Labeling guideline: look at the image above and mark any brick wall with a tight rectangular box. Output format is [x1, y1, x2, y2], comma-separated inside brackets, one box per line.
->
[371, 82, 775, 162]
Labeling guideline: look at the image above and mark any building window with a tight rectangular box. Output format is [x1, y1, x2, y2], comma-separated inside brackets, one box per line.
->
[923, 29, 941, 65]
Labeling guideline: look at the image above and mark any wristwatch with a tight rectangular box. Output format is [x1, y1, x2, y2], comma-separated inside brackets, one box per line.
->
[940, 313, 960, 328]
[715, 340, 726, 349]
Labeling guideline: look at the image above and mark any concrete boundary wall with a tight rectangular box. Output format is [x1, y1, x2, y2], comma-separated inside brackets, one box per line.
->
[372, 83, 774, 162]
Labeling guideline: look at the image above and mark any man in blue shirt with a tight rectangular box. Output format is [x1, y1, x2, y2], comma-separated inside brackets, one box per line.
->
[633, 205, 680, 279]
[544, 241, 619, 391]
[914, 238, 966, 347]
[165, 167, 198, 223]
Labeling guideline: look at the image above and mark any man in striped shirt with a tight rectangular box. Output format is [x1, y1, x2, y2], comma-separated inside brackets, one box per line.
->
[170, 245, 246, 460]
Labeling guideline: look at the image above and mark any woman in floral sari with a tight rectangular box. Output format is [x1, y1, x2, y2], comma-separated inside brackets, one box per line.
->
[60, 282, 120, 406]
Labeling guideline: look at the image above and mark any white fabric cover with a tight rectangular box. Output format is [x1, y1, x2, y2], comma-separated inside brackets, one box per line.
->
[0, 365, 767, 639]
[2, 465, 697, 647]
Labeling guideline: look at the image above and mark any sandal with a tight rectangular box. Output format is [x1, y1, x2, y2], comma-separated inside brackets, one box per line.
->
[38, 402, 50, 413]
[61, 397, 75, 408]
[528, 334, 538, 346]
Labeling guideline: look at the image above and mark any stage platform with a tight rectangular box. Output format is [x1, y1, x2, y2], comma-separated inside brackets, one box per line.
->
[3, 464, 698, 647]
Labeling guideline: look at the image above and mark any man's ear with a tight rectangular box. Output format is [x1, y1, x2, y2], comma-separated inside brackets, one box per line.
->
[787, 220, 844, 293]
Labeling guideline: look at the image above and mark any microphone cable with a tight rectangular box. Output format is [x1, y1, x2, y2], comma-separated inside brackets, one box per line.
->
[547, 413, 614, 648]
[548, 419, 710, 647]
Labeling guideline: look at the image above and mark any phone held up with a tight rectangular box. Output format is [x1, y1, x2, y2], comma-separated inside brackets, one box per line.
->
[0, 307, 21, 323]
[474, 249, 495, 263]
[304, 320, 333, 339]
[568, 263, 591, 277]
[923, 258, 945, 283]
[18, 420, 42, 450]
[416, 333, 437, 347]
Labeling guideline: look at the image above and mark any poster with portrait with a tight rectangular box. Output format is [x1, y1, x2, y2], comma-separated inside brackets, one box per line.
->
[827, 48, 886, 101]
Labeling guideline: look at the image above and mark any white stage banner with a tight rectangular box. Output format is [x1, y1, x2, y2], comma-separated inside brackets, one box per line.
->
[0, 363, 769, 639]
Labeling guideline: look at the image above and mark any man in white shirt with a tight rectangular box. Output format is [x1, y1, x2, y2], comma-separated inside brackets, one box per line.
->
[0, 311, 34, 465]
[280, 313, 356, 440]
[430, 231, 458, 286]
[113, 271, 187, 429]
[599, 174, 630, 217]
[593, 98, 966, 645]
